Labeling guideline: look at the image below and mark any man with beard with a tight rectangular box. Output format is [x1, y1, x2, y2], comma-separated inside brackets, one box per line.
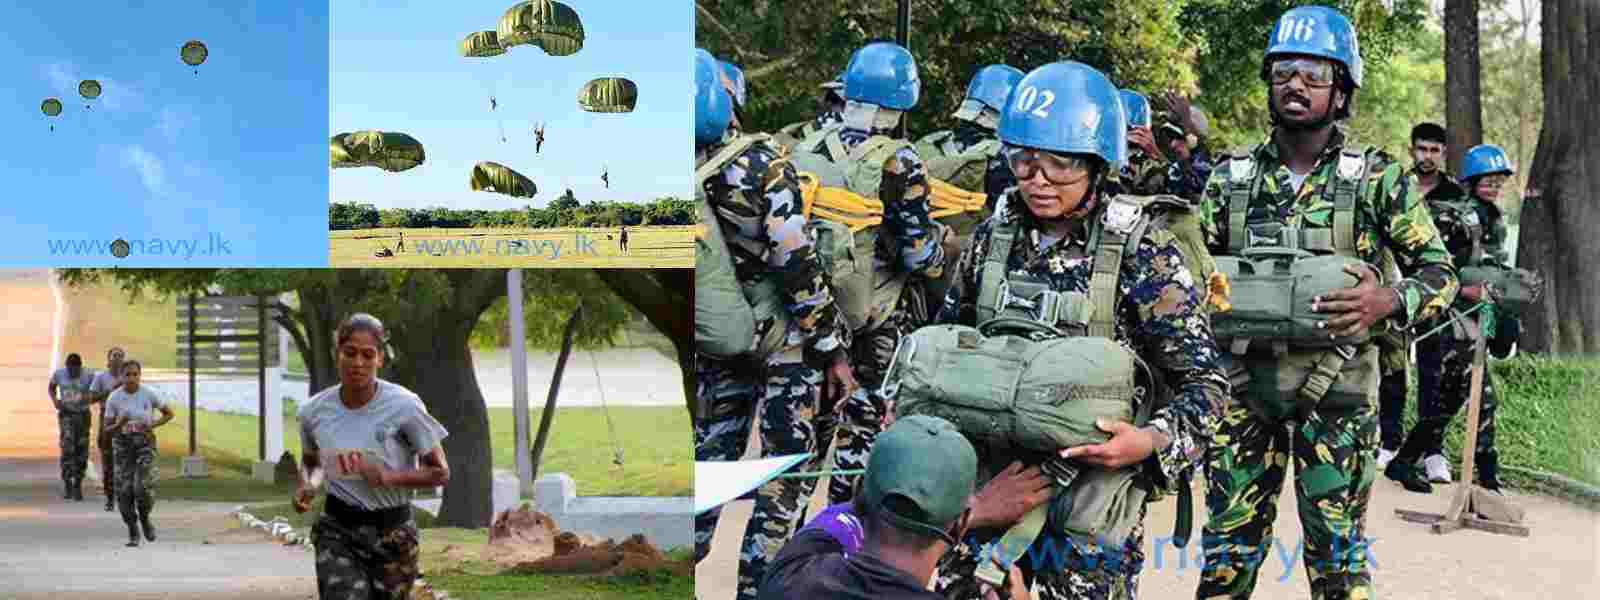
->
[1377, 122, 1470, 483]
[1194, 6, 1457, 599]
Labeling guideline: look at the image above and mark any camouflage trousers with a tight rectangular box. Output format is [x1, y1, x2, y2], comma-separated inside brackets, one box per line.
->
[1395, 332, 1501, 487]
[1376, 367, 1410, 452]
[693, 352, 825, 600]
[98, 428, 116, 501]
[824, 306, 919, 505]
[57, 411, 90, 486]
[112, 431, 157, 525]
[934, 503, 1151, 600]
[1197, 398, 1378, 600]
[311, 513, 421, 600]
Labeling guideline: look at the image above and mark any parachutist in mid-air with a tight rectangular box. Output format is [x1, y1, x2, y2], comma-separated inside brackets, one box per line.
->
[535, 123, 546, 154]
[601, 167, 609, 189]
[490, 96, 497, 111]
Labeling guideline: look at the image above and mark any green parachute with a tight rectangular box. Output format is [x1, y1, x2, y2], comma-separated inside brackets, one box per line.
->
[181, 40, 208, 74]
[330, 131, 426, 173]
[470, 161, 537, 198]
[460, 31, 505, 58]
[42, 98, 62, 131]
[578, 77, 637, 113]
[497, 0, 584, 57]
[78, 80, 101, 110]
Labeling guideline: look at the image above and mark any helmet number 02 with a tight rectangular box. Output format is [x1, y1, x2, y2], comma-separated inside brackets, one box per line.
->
[1277, 16, 1317, 44]
[1015, 86, 1055, 119]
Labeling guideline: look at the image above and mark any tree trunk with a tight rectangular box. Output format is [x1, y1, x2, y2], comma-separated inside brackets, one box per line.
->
[1516, 0, 1600, 354]
[593, 269, 696, 421]
[1445, 0, 1484, 173]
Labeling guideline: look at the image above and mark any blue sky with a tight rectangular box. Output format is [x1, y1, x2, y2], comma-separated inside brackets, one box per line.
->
[331, 0, 692, 212]
[0, 1, 329, 267]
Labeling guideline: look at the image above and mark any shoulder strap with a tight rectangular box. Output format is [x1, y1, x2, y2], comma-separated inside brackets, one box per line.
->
[694, 133, 772, 190]
[975, 199, 1020, 325]
[1223, 146, 1260, 253]
[1328, 147, 1372, 255]
[1086, 195, 1157, 339]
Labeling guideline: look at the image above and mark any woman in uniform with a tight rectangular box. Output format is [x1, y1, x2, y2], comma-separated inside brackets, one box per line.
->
[293, 313, 450, 600]
[102, 359, 175, 546]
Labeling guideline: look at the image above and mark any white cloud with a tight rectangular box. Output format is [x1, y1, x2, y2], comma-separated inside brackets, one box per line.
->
[157, 108, 190, 144]
[123, 146, 167, 197]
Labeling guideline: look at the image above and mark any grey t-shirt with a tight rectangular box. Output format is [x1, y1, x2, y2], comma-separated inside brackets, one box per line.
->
[51, 368, 97, 413]
[89, 370, 123, 421]
[300, 379, 449, 511]
[104, 386, 169, 429]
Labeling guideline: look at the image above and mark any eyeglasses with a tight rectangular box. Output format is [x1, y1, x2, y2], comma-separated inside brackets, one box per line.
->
[1268, 57, 1336, 89]
[1477, 174, 1510, 188]
[1004, 146, 1093, 185]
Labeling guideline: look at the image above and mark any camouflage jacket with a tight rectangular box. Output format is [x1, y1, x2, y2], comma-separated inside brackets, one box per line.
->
[1165, 148, 1214, 202]
[1197, 128, 1459, 330]
[936, 191, 1229, 495]
[700, 137, 849, 364]
[1117, 153, 1173, 197]
[1426, 190, 1511, 320]
[828, 127, 947, 278]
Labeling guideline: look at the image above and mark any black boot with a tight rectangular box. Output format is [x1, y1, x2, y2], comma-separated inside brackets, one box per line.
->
[140, 513, 156, 542]
[72, 480, 84, 501]
[1385, 460, 1433, 494]
[64, 480, 72, 500]
[126, 522, 141, 547]
[104, 496, 115, 512]
[1478, 460, 1502, 493]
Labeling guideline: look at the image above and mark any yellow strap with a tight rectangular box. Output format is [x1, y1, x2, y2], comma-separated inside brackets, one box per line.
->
[797, 172, 883, 233]
[928, 177, 987, 212]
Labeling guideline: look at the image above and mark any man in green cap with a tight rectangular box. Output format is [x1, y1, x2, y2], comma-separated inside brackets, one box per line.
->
[759, 415, 1051, 600]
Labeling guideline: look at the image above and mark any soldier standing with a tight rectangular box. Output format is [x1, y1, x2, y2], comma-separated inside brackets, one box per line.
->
[48, 353, 95, 501]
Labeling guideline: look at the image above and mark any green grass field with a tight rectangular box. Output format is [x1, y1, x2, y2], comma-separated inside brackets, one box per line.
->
[328, 226, 697, 268]
[144, 404, 688, 503]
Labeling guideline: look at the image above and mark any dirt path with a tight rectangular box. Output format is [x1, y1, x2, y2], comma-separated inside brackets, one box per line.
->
[697, 434, 1600, 599]
[0, 270, 318, 599]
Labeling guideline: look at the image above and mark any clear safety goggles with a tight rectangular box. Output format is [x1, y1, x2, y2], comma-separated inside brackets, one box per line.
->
[1268, 57, 1337, 89]
[1004, 146, 1093, 186]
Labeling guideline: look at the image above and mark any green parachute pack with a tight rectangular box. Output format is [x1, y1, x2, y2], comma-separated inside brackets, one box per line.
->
[1211, 145, 1400, 424]
[693, 133, 790, 363]
[1427, 199, 1544, 317]
[887, 192, 1212, 586]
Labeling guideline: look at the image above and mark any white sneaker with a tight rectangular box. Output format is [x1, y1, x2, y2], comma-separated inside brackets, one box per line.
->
[1377, 449, 1396, 471]
[1424, 454, 1453, 483]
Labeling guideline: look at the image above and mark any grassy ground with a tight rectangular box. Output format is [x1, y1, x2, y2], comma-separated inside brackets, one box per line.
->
[328, 226, 697, 268]
[141, 404, 688, 502]
[418, 528, 693, 600]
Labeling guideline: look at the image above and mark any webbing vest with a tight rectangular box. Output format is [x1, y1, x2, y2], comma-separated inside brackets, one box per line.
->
[1216, 144, 1387, 422]
[1428, 199, 1486, 266]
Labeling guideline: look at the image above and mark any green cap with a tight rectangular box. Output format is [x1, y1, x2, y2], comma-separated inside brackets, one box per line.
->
[859, 415, 978, 545]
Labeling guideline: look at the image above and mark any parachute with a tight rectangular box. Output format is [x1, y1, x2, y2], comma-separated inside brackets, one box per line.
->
[78, 80, 101, 110]
[470, 161, 538, 198]
[181, 40, 208, 73]
[578, 77, 637, 113]
[42, 98, 62, 131]
[460, 31, 506, 58]
[497, 0, 585, 57]
[330, 131, 426, 173]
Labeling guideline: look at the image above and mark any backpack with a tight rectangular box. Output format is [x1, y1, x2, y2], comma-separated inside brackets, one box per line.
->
[1211, 144, 1396, 424]
[885, 193, 1205, 585]
[1459, 266, 1543, 316]
[692, 133, 792, 363]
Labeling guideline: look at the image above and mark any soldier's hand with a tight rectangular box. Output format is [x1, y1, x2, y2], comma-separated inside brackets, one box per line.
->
[1061, 419, 1162, 469]
[344, 451, 390, 488]
[979, 552, 1032, 600]
[292, 484, 316, 513]
[823, 355, 857, 414]
[1128, 126, 1164, 162]
[1310, 264, 1400, 338]
[970, 461, 1051, 530]
[1459, 283, 1486, 303]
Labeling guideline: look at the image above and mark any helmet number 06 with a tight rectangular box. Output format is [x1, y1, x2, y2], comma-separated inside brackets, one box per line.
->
[1015, 86, 1056, 119]
[1278, 16, 1317, 44]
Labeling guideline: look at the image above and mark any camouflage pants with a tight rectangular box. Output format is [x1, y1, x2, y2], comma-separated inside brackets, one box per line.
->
[934, 505, 1150, 600]
[98, 428, 116, 500]
[57, 411, 90, 485]
[693, 353, 824, 600]
[825, 306, 918, 505]
[1396, 332, 1501, 486]
[1376, 368, 1409, 451]
[311, 514, 421, 600]
[1198, 401, 1378, 600]
[112, 431, 157, 525]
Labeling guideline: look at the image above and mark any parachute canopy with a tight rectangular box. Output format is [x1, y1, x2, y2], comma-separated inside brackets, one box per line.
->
[470, 161, 537, 198]
[41, 98, 62, 117]
[460, 31, 505, 58]
[78, 80, 101, 100]
[578, 77, 637, 113]
[330, 130, 426, 173]
[181, 40, 209, 66]
[497, 0, 584, 57]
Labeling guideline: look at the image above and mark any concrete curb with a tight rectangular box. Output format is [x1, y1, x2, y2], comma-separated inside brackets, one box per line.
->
[411, 471, 690, 550]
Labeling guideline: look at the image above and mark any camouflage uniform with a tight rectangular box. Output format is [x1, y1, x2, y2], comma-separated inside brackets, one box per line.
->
[112, 431, 157, 527]
[813, 126, 948, 508]
[57, 410, 90, 488]
[1117, 153, 1173, 197]
[1166, 148, 1215, 203]
[1194, 128, 1458, 599]
[1379, 172, 1469, 452]
[311, 514, 421, 600]
[694, 135, 850, 600]
[1390, 187, 1508, 488]
[916, 123, 1013, 204]
[931, 191, 1229, 600]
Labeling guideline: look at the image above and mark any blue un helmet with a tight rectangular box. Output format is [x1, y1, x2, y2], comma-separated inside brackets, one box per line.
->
[1117, 90, 1152, 129]
[695, 48, 733, 148]
[720, 60, 747, 107]
[1461, 144, 1515, 181]
[997, 61, 1126, 170]
[1264, 5, 1363, 89]
[843, 42, 920, 111]
[954, 64, 1025, 121]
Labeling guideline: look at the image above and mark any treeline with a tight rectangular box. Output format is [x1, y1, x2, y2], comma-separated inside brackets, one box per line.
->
[329, 196, 696, 230]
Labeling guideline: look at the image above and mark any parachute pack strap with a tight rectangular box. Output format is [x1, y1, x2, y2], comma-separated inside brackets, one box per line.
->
[976, 206, 1019, 325]
[695, 133, 771, 187]
[1466, 209, 1485, 264]
[824, 130, 851, 166]
[1225, 148, 1259, 252]
[1087, 197, 1149, 339]
[1330, 148, 1370, 255]
[974, 502, 1051, 587]
[928, 177, 987, 213]
[1296, 344, 1356, 410]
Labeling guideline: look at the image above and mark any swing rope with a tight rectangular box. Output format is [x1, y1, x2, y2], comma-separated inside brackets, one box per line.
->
[587, 340, 625, 470]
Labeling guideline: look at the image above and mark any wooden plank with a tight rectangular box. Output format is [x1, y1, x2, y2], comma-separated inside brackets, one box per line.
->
[1471, 488, 1526, 523]
[1461, 516, 1531, 537]
[1394, 509, 1445, 524]
[175, 346, 279, 359]
[174, 358, 277, 370]
[184, 296, 267, 307]
[175, 311, 264, 322]
[1443, 333, 1490, 524]
[1431, 520, 1464, 535]
[174, 350, 280, 364]
[177, 333, 275, 344]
